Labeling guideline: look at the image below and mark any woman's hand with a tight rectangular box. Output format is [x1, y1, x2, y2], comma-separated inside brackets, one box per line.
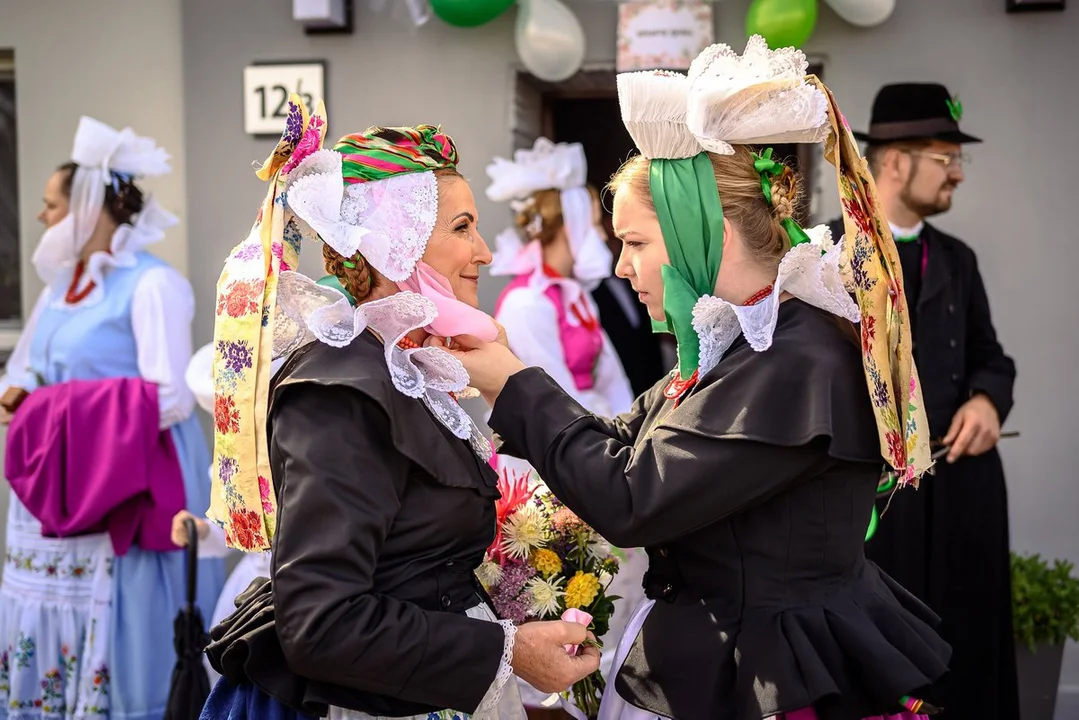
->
[170, 510, 210, 548]
[427, 334, 525, 407]
[511, 620, 601, 693]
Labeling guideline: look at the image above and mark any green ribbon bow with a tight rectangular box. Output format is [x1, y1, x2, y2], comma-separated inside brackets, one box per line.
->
[649, 153, 725, 380]
[752, 149, 812, 248]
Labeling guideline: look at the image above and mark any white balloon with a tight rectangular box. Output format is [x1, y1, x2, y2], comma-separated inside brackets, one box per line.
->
[515, 0, 586, 82]
[823, 0, 896, 27]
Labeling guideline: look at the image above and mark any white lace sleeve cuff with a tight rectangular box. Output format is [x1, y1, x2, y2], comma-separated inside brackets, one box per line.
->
[471, 620, 518, 720]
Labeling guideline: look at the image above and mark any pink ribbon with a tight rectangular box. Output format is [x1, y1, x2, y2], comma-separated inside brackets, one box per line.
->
[562, 608, 593, 655]
[397, 261, 498, 341]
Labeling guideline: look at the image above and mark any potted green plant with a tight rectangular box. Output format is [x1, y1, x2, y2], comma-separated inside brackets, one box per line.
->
[1011, 551, 1079, 720]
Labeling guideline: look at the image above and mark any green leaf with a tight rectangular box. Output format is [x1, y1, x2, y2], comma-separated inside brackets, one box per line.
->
[945, 95, 963, 122]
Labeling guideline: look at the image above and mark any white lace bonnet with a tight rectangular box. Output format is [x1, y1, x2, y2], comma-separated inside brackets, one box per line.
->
[271, 126, 455, 357]
[486, 138, 605, 279]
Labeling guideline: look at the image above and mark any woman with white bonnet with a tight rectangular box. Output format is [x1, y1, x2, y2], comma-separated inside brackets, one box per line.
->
[0, 117, 224, 718]
[486, 138, 634, 427]
[485, 139, 646, 715]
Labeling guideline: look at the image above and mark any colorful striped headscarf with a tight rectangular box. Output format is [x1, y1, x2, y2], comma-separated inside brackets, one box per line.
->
[335, 125, 458, 184]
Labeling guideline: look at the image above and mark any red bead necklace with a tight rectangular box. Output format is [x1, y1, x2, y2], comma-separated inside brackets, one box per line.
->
[662, 284, 774, 405]
[64, 261, 97, 305]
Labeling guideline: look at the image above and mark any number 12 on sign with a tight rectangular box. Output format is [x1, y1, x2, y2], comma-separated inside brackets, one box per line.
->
[243, 62, 326, 135]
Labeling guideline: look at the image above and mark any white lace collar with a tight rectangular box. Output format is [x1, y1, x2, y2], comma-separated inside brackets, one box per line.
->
[273, 271, 492, 460]
[692, 226, 860, 377]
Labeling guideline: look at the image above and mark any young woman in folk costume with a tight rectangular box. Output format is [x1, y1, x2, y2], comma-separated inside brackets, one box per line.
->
[484, 138, 647, 715]
[0, 117, 225, 719]
[436, 37, 952, 720]
[200, 99, 599, 720]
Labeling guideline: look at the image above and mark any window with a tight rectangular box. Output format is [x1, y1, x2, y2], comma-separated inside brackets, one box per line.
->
[0, 50, 19, 363]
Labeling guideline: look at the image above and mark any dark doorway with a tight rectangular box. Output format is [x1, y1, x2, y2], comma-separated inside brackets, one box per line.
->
[519, 71, 669, 395]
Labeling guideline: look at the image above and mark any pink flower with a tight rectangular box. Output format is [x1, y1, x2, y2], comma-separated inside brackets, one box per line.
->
[259, 475, 274, 515]
[562, 608, 593, 655]
[281, 116, 325, 175]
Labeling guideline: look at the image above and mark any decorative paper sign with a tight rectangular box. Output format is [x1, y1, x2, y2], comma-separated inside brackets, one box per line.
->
[617, 1, 714, 72]
[243, 62, 325, 135]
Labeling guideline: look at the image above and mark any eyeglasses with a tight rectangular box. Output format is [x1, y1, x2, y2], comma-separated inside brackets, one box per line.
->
[904, 149, 971, 169]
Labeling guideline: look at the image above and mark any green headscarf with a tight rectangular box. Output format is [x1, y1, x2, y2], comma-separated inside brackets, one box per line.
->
[649, 149, 812, 379]
[648, 153, 724, 379]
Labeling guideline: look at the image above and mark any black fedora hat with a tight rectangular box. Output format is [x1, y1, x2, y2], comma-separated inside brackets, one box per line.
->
[853, 82, 982, 145]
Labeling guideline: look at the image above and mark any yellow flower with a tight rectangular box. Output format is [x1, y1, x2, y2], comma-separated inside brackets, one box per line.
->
[564, 571, 601, 609]
[531, 549, 563, 577]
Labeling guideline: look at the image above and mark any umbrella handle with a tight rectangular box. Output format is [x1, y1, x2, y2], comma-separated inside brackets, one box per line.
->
[183, 517, 198, 609]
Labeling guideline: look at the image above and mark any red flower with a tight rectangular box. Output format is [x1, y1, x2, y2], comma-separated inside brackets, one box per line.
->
[488, 468, 537, 562]
[886, 431, 906, 468]
[229, 509, 265, 550]
[860, 314, 877, 354]
[842, 197, 875, 238]
[217, 279, 264, 318]
[214, 395, 241, 434]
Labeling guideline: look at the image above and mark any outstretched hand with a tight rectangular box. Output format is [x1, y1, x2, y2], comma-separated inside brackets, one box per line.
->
[427, 329, 525, 407]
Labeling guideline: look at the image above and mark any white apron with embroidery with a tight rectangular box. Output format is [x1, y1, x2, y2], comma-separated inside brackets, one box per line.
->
[0, 500, 113, 719]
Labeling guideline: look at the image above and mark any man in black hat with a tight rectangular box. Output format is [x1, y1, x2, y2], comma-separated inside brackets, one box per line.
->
[830, 83, 1018, 720]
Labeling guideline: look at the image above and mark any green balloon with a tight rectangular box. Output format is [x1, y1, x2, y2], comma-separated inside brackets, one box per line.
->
[430, 0, 515, 28]
[745, 0, 818, 48]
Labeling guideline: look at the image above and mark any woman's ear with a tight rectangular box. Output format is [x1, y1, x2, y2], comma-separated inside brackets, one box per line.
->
[722, 216, 734, 250]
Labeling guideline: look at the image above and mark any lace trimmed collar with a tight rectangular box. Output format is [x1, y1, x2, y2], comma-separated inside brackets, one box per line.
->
[273, 271, 492, 460]
[692, 226, 859, 377]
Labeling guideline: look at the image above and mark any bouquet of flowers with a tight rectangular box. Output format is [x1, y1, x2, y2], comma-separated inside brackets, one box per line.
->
[475, 468, 622, 718]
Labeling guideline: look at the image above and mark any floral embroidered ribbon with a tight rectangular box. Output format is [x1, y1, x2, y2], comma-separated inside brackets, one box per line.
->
[208, 95, 327, 550]
[813, 76, 932, 484]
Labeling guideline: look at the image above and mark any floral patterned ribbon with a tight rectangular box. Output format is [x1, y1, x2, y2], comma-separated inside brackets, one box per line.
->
[814, 76, 932, 484]
[208, 96, 327, 550]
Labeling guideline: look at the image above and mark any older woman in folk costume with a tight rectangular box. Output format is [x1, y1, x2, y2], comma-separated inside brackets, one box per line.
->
[0, 117, 225, 719]
[200, 100, 598, 720]
[439, 38, 951, 720]
[484, 139, 647, 717]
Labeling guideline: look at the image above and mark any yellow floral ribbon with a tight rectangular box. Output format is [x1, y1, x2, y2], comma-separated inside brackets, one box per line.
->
[208, 95, 327, 550]
[813, 76, 932, 485]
